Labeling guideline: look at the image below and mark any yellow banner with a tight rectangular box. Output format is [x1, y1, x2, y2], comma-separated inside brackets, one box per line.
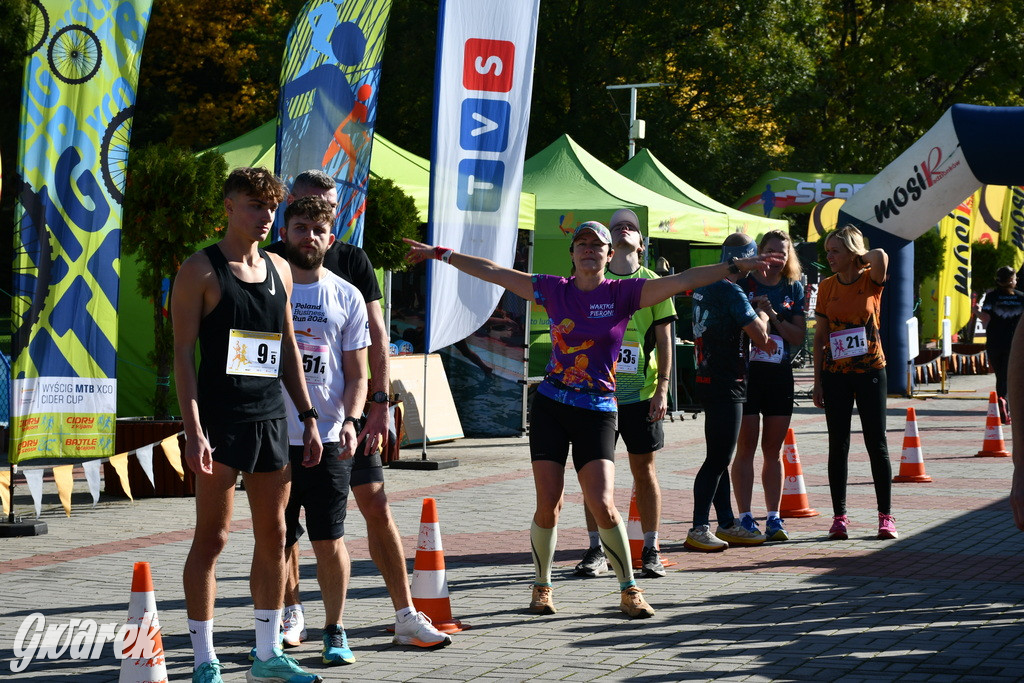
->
[971, 186, 1004, 245]
[1000, 186, 1024, 272]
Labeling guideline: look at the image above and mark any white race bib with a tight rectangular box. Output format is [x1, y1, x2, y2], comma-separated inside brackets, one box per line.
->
[830, 326, 868, 360]
[617, 340, 640, 374]
[750, 334, 784, 364]
[297, 338, 329, 386]
[226, 329, 282, 377]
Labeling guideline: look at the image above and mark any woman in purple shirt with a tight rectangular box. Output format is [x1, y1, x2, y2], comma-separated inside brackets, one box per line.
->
[404, 223, 780, 620]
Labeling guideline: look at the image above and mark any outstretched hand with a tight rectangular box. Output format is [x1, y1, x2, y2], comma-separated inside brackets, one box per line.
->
[403, 238, 434, 265]
[739, 252, 785, 277]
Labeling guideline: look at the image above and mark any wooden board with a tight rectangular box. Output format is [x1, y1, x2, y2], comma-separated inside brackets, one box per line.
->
[390, 353, 464, 446]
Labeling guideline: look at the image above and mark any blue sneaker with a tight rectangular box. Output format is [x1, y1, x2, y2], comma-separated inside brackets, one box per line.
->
[739, 515, 761, 534]
[193, 659, 223, 683]
[765, 516, 789, 541]
[246, 650, 323, 683]
[322, 624, 355, 665]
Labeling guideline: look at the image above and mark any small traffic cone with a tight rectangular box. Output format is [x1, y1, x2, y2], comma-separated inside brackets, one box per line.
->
[893, 407, 933, 482]
[119, 562, 167, 683]
[410, 498, 467, 633]
[780, 429, 819, 518]
[626, 485, 674, 570]
[976, 392, 1011, 457]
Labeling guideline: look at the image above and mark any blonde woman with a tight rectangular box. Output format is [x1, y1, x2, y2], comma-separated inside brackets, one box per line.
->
[812, 225, 895, 540]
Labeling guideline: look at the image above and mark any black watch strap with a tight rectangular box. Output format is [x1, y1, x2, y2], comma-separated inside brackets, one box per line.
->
[727, 257, 741, 275]
[370, 391, 389, 404]
[343, 416, 360, 428]
[297, 407, 319, 422]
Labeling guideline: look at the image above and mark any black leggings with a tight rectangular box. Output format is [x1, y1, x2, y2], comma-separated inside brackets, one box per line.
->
[693, 400, 741, 527]
[987, 343, 1010, 404]
[821, 368, 891, 516]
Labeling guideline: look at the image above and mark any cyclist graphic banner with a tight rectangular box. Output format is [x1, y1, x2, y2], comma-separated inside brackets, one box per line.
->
[11, 0, 153, 464]
[275, 0, 393, 248]
[426, 0, 540, 352]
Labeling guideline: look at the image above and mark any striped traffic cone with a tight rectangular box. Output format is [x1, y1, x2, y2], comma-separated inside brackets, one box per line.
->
[410, 498, 467, 633]
[626, 485, 675, 570]
[893, 407, 933, 482]
[119, 562, 167, 683]
[779, 429, 819, 518]
[976, 392, 1011, 457]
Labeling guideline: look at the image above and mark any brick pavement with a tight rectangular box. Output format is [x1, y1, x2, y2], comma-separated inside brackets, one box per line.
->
[1, 370, 1023, 681]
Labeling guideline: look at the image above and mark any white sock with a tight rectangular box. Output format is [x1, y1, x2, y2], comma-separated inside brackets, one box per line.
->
[767, 511, 780, 520]
[187, 618, 215, 668]
[395, 607, 415, 622]
[643, 531, 659, 548]
[588, 531, 601, 549]
[739, 511, 753, 522]
[254, 608, 281, 661]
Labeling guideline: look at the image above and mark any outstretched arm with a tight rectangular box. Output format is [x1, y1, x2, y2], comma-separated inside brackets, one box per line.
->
[404, 238, 535, 301]
[638, 252, 784, 309]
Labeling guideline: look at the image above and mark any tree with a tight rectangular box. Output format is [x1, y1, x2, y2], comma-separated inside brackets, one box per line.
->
[972, 240, 1019, 295]
[363, 177, 422, 271]
[121, 144, 227, 416]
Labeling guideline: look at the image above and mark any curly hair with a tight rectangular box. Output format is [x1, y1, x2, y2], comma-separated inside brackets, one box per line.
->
[759, 229, 802, 283]
[284, 196, 335, 228]
[223, 167, 286, 203]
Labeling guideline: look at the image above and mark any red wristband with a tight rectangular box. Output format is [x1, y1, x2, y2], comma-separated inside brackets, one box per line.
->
[434, 246, 454, 263]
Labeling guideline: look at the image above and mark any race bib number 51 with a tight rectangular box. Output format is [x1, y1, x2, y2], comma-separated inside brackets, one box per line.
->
[226, 329, 282, 377]
[830, 326, 867, 360]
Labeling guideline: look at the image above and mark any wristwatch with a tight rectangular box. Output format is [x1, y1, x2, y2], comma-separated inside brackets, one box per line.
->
[727, 257, 741, 275]
[343, 416, 360, 428]
[297, 406, 319, 422]
[370, 391, 389, 404]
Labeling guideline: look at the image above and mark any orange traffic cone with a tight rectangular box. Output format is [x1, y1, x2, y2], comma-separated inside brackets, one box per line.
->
[893, 407, 933, 482]
[626, 485, 675, 570]
[976, 392, 1011, 457]
[410, 498, 467, 633]
[780, 429, 819, 518]
[118, 562, 167, 683]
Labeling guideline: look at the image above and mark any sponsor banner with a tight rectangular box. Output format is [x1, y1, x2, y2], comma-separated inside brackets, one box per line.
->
[841, 109, 981, 241]
[736, 172, 872, 219]
[11, 378, 117, 461]
[1001, 186, 1024, 272]
[971, 185, 1005, 245]
[426, 0, 540, 352]
[920, 199, 973, 338]
[275, 0, 393, 247]
[12, 0, 152, 463]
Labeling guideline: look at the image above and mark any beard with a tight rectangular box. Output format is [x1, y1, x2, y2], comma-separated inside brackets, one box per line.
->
[285, 240, 326, 271]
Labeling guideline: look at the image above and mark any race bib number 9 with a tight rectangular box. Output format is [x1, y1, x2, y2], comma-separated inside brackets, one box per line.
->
[830, 326, 867, 360]
[617, 340, 640, 374]
[226, 329, 283, 377]
[750, 334, 784, 364]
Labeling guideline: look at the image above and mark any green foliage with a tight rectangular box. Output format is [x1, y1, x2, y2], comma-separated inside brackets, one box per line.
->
[972, 240, 1019, 294]
[363, 177, 422, 272]
[913, 229, 945, 293]
[122, 144, 227, 416]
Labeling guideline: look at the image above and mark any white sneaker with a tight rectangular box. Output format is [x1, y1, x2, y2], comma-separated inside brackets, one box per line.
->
[393, 611, 453, 649]
[281, 606, 307, 647]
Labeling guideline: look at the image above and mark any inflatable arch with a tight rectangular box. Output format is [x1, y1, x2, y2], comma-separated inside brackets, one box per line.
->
[834, 104, 1024, 394]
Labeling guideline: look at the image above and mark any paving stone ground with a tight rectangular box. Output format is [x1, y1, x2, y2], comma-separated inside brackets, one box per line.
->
[2, 370, 1022, 681]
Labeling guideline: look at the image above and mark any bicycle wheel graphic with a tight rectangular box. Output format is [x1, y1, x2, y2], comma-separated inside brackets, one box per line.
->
[48, 24, 101, 84]
[12, 190, 54, 362]
[26, 0, 49, 56]
[101, 105, 134, 205]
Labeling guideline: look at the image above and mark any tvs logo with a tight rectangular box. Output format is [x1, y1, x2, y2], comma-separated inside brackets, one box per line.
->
[456, 39, 517, 213]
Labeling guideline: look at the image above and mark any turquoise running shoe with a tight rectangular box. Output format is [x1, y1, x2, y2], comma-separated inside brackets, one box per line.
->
[246, 650, 323, 682]
[321, 624, 355, 665]
[192, 659, 223, 683]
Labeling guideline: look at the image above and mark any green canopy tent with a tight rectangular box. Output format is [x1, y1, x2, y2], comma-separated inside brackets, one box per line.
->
[619, 148, 789, 237]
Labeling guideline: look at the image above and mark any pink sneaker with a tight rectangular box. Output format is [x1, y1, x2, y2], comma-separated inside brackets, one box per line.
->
[828, 515, 849, 540]
[877, 513, 898, 539]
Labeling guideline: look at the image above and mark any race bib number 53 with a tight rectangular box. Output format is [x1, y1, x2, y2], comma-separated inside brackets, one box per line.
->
[617, 340, 639, 374]
[830, 326, 867, 360]
[226, 329, 282, 377]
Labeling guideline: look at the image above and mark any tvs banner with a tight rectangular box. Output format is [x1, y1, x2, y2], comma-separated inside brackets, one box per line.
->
[276, 0, 393, 247]
[426, 0, 540, 352]
[12, 0, 152, 464]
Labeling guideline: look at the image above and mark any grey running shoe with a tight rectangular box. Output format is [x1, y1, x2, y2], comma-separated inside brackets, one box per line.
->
[573, 546, 609, 577]
[684, 525, 728, 552]
[716, 522, 766, 546]
[640, 546, 667, 578]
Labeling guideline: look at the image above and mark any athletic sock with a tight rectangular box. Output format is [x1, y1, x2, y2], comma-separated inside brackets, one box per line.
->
[188, 618, 215, 669]
[588, 530, 602, 549]
[739, 511, 753, 523]
[598, 521, 635, 588]
[530, 520, 557, 585]
[254, 608, 281, 661]
[643, 530, 659, 549]
[395, 607, 415, 623]
[767, 511, 780, 520]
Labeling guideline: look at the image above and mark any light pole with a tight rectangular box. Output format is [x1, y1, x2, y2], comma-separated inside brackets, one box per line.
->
[606, 82, 670, 158]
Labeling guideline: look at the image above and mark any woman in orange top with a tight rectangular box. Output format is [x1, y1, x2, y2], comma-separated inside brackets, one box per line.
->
[812, 225, 896, 541]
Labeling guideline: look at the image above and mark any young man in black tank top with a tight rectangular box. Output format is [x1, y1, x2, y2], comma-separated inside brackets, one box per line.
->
[266, 171, 447, 650]
[172, 167, 324, 683]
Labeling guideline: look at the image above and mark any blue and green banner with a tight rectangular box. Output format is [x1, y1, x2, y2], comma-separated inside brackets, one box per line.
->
[11, 0, 152, 464]
[276, 0, 393, 247]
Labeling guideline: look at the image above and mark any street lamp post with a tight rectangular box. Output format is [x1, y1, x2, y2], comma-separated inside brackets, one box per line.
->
[606, 82, 670, 158]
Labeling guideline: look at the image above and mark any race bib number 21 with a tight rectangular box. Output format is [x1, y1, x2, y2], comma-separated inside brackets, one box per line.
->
[226, 329, 282, 377]
[830, 326, 867, 360]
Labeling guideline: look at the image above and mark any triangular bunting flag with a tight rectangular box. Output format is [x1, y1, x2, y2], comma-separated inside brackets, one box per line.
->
[108, 452, 134, 501]
[24, 468, 44, 518]
[82, 460, 102, 506]
[136, 443, 156, 488]
[52, 465, 74, 517]
[161, 434, 184, 480]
